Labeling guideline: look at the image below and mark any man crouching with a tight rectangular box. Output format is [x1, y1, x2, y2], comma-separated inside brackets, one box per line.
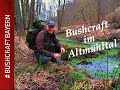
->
[34, 21, 65, 64]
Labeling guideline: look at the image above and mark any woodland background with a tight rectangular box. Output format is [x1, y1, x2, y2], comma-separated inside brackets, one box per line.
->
[15, 0, 120, 90]
[15, 0, 120, 36]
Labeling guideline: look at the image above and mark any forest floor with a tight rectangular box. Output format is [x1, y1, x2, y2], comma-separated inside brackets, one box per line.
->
[15, 36, 78, 90]
[15, 28, 120, 90]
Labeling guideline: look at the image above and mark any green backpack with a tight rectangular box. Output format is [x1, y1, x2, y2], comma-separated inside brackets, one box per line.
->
[26, 18, 47, 50]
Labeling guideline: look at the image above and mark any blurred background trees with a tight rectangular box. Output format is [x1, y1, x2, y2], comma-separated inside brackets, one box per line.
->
[15, 0, 120, 37]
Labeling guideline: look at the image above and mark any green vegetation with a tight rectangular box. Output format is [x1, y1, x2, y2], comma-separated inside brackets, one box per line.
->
[84, 49, 120, 63]
[58, 36, 90, 48]
[58, 36, 112, 48]
[69, 72, 87, 81]
[15, 35, 120, 89]
[58, 36, 119, 64]
[58, 36, 120, 80]
[60, 71, 88, 90]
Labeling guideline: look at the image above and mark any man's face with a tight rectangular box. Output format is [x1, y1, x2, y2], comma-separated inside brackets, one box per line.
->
[46, 25, 56, 34]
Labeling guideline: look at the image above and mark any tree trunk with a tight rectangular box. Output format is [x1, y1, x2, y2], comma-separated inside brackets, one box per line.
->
[96, 0, 101, 23]
[28, 0, 35, 29]
[39, 0, 42, 18]
[36, 0, 39, 16]
[21, 0, 25, 31]
[60, 0, 65, 30]
[81, 7, 88, 25]
[31, 0, 35, 27]
[24, 0, 29, 30]
[36, 0, 42, 18]
[57, 0, 61, 31]
[15, 0, 23, 41]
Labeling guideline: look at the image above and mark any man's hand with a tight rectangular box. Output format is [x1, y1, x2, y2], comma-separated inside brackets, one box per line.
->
[54, 53, 60, 59]
[61, 47, 65, 54]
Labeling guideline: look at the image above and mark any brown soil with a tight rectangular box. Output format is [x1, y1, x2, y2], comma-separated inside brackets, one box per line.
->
[14, 36, 75, 90]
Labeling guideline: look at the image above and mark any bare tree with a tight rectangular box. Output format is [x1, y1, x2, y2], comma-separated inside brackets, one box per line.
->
[24, 0, 29, 30]
[57, 0, 66, 31]
[35, 0, 42, 18]
[36, 0, 39, 16]
[57, 0, 61, 31]
[60, 0, 65, 29]
[80, 5, 88, 25]
[109, 0, 120, 23]
[21, 0, 25, 31]
[95, 0, 102, 23]
[15, 0, 23, 41]
[28, 0, 35, 29]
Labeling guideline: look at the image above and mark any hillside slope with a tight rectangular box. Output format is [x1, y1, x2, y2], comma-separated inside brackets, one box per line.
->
[15, 36, 119, 90]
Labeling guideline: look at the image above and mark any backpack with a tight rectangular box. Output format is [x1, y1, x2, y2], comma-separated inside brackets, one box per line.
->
[26, 19, 47, 50]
